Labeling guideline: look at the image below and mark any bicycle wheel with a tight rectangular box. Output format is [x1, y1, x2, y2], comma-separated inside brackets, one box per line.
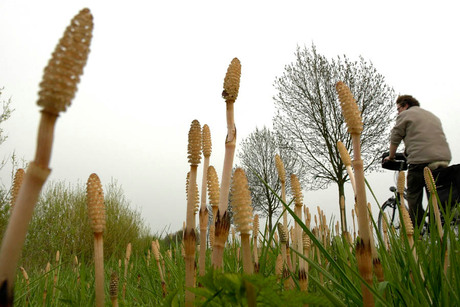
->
[378, 197, 401, 236]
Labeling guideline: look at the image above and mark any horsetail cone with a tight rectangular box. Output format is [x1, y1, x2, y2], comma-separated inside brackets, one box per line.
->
[397, 171, 406, 195]
[302, 232, 311, 250]
[109, 271, 119, 299]
[401, 205, 414, 235]
[336, 81, 363, 135]
[277, 223, 288, 244]
[291, 174, 303, 207]
[275, 154, 286, 183]
[222, 58, 241, 102]
[187, 120, 202, 166]
[337, 141, 351, 167]
[231, 168, 253, 235]
[185, 172, 200, 213]
[10, 168, 25, 208]
[152, 240, 160, 262]
[253, 214, 259, 238]
[38, 8, 93, 114]
[86, 173, 106, 234]
[207, 166, 220, 209]
[202, 124, 212, 158]
[424, 167, 437, 194]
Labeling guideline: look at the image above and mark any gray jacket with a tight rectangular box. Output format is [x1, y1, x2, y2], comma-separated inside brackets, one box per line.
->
[390, 106, 451, 164]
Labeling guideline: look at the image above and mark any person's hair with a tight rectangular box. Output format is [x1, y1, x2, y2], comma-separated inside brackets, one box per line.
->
[396, 95, 420, 108]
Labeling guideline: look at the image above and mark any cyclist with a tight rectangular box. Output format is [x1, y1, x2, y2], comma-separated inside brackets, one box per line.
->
[384, 95, 451, 227]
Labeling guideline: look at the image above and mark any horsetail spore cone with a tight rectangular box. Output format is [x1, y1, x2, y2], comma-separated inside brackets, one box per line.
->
[275, 154, 286, 183]
[202, 124, 212, 158]
[336, 81, 363, 135]
[87, 173, 106, 234]
[276, 154, 288, 231]
[187, 120, 202, 166]
[86, 173, 106, 307]
[231, 168, 254, 274]
[0, 9, 93, 303]
[231, 168, 253, 236]
[207, 165, 220, 221]
[222, 58, 241, 102]
[424, 167, 443, 237]
[109, 271, 119, 307]
[38, 8, 93, 114]
[10, 168, 25, 210]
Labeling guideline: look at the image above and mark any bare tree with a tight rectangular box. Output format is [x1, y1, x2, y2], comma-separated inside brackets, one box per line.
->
[273, 44, 395, 230]
[237, 126, 304, 230]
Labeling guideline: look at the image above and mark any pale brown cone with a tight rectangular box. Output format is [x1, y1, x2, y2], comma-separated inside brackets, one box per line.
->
[230, 168, 253, 234]
[10, 168, 25, 208]
[202, 124, 212, 157]
[187, 120, 202, 166]
[291, 174, 303, 207]
[336, 81, 363, 135]
[337, 141, 352, 167]
[222, 58, 241, 102]
[86, 173, 106, 233]
[207, 166, 220, 208]
[275, 154, 286, 183]
[38, 8, 93, 114]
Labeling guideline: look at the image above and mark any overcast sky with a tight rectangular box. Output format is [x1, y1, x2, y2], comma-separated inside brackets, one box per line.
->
[1, 1, 459, 235]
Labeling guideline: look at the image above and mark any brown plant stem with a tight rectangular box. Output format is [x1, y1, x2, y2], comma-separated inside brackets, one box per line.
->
[184, 229, 196, 307]
[356, 239, 374, 306]
[198, 208, 208, 276]
[241, 233, 253, 274]
[211, 211, 230, 269]
[0, 113, 56, 302]
[352, 136, 374, 306]
[94, 233, 104, 307]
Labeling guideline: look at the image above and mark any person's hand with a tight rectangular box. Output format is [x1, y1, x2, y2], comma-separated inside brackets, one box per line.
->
[384, 155, 395, 162]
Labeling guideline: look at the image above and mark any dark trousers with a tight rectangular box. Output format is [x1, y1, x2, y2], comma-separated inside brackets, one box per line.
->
[407, 163, 430, 227]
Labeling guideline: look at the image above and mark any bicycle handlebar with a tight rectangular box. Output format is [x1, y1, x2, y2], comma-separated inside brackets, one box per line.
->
[381, 152, 408, 171]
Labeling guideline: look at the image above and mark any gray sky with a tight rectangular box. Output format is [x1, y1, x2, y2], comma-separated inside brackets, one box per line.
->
[1, 0, 459, 235]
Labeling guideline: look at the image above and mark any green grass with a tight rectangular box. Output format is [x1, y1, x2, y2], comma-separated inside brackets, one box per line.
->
[3, 176, 460, 306]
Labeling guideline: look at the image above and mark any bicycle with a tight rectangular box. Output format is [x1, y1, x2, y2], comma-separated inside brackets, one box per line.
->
[377, 152, 408, 235]
[377, 152, 460, 236]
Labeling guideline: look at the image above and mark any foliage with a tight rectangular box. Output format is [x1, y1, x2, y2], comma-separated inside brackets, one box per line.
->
[0, 88, 13, 149]
[237, 126, 304, 230]
[273, 43, 396, 195]
[19, 179, 151, 269]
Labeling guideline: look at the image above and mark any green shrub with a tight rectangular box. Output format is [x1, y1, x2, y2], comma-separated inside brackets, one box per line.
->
[20, 179, 151, 269]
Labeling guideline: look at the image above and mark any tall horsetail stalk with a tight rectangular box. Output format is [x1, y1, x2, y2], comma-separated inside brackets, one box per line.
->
[397, 172, 417, 259]
[275, 154, 287, 228]
[213, 58, 241, 268]
[86, 173, 106, 307]
[291, 173, 304, 269]
[424, 167, 443, 237]
[336, 81, 374, 306]
[185, 119, 202, 306]
[0, 9, 93, 304]
[199, 124, 211, 276]
[337, 140, 353, 234]
[152, 240, 166, 297]
[252, 214, 259, 272]
[424, 167, 449, 274]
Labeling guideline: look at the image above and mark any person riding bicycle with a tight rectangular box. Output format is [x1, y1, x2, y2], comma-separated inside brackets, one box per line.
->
[384, 95, 451, 227]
